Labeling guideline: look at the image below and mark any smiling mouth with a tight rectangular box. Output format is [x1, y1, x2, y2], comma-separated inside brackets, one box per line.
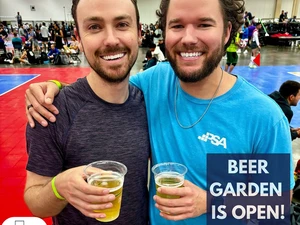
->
[180, 52, 203, 58]
[101, 53, 125, 61]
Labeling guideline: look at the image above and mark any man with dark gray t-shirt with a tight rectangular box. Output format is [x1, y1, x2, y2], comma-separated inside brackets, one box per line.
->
[24, 0, 150, 224]
[26, 78, 150, 224]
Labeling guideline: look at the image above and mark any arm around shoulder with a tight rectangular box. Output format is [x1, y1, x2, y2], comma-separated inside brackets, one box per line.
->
[25, 80, 70, 128]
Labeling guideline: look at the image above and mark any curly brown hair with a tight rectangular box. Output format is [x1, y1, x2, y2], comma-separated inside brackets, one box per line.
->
[156, 0, 245, 53]
[71, 0, 140, 36]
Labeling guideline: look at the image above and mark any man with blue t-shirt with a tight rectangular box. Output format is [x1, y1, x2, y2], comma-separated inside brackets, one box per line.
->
[25, 0, 293, 224]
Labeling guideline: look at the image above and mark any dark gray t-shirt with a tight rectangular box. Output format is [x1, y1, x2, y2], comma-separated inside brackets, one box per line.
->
[26, 77, 150, 225]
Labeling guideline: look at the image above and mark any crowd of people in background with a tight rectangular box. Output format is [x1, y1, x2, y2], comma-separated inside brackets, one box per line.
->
[140, 21, 166, 70]
[0, 18, 79, 65]
[0, 9, 299, 71]
[223, 9, 299, 73]
[279, 10, 298, 23]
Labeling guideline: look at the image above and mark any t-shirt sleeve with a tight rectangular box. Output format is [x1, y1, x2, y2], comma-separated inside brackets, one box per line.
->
[129, 72, 142, 89]
[26, 95, 68, 177]
[26, 122, 65, 177]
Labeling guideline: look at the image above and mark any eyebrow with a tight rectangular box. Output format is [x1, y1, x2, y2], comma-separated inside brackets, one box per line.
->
[83, 15, 133, 24]
[168, 17, 217, 27]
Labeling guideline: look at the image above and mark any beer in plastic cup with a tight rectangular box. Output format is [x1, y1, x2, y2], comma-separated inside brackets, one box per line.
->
[152, 162, 187, 199]
[84, 160, 127, 222]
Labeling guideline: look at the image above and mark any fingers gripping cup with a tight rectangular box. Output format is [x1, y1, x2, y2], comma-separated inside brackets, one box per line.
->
[152, 162, 187, 199]
[84, 161, 127, 222]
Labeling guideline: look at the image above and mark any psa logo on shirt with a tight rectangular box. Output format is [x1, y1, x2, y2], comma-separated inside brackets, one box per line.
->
[198, 132, 227, 149]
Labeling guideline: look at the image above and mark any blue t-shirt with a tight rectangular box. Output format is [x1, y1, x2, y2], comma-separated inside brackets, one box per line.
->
[12, 37, 22, 50]
[130, 62, 293, 225]
[242, 27, 249, 39]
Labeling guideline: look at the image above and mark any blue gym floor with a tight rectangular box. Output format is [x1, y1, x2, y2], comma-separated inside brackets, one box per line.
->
[0, 74, 40, 96]
[229, 65, 300, 127]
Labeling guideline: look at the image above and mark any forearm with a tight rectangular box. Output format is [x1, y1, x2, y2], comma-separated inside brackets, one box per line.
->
[24, 175, 68, 217]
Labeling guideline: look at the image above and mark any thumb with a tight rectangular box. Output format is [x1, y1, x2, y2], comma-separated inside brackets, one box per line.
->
[44, 82, 60, 104]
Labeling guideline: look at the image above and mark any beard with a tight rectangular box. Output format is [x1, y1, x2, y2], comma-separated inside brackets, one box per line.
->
[82, 45, 138, 84]
[166, 39, 225, 83]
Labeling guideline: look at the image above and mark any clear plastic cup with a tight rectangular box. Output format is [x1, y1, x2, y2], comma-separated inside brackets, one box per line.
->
[152, 162, 187, 199]
[84, 160, 127, 222]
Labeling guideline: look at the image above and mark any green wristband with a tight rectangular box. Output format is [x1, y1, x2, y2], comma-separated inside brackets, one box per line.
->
[48, 80, 62, 90]
[51, 176, 65, 200]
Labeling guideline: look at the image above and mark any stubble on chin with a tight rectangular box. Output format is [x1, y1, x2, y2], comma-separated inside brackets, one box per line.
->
[89, 51, 137, 84]
[166, 44, 224, 83]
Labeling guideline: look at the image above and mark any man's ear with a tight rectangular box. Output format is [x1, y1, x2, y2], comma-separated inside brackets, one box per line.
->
[138, 23, 142, 46]
[288, 94, 295, 105]
[224, 21, 232, 45]
[74, 28, 83, 52]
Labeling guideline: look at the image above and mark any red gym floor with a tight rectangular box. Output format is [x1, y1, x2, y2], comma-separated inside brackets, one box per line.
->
[0, 67, 89, 225]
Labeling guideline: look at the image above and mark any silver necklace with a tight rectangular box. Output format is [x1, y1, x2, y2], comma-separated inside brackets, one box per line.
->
[174, 69, 224, 129]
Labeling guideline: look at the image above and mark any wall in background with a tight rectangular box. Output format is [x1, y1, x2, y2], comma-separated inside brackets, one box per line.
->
[245, 0, 296, 19]
[0, 0, 299, 25]
[0, 0, 73, 23]
[138, 0, 160, 24]
[281, 0, 295, 17]
[245, 0, 276, 19]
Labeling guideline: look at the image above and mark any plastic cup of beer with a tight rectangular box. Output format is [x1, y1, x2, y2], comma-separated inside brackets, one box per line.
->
[151, 162, 187, 199]
[84, 160, 127, 222]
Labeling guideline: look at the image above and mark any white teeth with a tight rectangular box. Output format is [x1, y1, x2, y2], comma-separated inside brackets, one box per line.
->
[180, 52, 202, 58]
[102, 53, 125, 60]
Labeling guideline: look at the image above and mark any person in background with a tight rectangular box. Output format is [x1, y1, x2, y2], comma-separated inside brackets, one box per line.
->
[18, 24, 26, 37]
[5, 48, 30, 65]
[269, 80, 300, 141]
[142, 49, 157, 71]
[47, 44, 60, 61]
[153, 23, 162, 45]
[61, 21, 68, 45]
[53, 23, 64, 50]
[240, 21, 249, 54]
[16, 12, 22, 26]
[225, 32, 240, 73]
[0, 24, 8, 40]
[290, 15, 297, 23]
[63, 34, 79, 54]
[149, 42, 165, 62]
[11, 32, 23, 53]
[279, 10, 285, 22]
[249, 22, 262, 68]
[157, 38, 165, 56]
[247, 21, 256, 45]
[244, 11, 255, 23]
[0, 34, 6, 54]
[284, 12, 289, 22]
[25, 0, 294, 224]
[28, 28, 40, 52]
[40, 22, 49, 52]
[141, 29, 153, 47]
